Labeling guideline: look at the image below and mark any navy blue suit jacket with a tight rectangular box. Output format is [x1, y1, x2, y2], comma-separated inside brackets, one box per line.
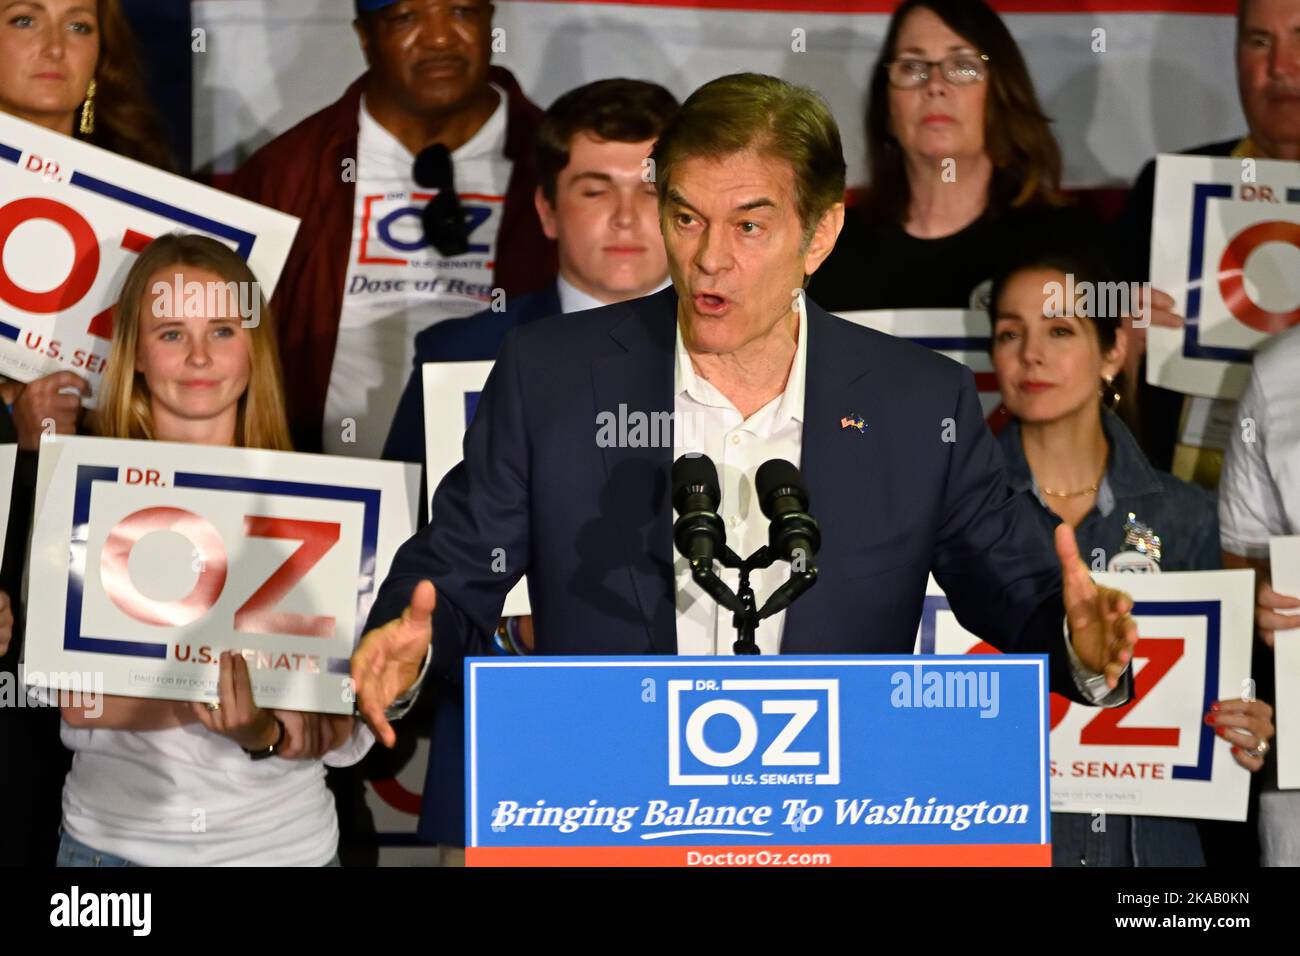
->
[383, 283, 563, 465]
[368, 285, 1083, 687]
[378, 282, 560, 846]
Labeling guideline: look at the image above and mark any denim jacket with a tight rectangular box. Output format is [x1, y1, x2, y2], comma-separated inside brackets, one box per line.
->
[998, 411, 1220, 867]
[998, 411, 1220, 578]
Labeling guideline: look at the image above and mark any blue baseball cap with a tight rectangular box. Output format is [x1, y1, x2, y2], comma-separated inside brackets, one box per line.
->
[355, 0, 400, 11]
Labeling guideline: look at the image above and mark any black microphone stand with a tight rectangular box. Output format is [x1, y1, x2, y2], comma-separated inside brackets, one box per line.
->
[688, 544, 817, 656]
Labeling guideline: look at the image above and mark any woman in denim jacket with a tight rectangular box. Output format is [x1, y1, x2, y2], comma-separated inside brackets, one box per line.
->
[988, 247, 1274, 866]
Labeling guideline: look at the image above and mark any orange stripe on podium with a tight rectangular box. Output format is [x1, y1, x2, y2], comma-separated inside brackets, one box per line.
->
[467, 844, 1050, 867]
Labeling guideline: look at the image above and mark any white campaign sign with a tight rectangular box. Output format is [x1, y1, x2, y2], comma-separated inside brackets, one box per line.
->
[22, 436, 418, 714]
[0, 443, 14, 561]
[1149, 154, 1300, 399]
[839, 310, 1003, 421]
[422, 361, 529, 618]
[1269, 536, 1300, 789]
[917, 570, 1256, 821]
[0, 112, 299, 404]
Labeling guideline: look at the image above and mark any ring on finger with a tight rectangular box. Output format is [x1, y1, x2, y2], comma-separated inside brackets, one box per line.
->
[207, 701, 220, 712]
[1244, 739, 1270, 759]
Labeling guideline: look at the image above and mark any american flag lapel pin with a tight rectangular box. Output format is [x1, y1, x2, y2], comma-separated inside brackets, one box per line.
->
[840, 413, 867, 433]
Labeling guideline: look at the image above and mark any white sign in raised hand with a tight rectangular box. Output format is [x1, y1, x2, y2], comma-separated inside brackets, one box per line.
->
[0, 112, 299, 404]
[1149, 153, 1300, 399]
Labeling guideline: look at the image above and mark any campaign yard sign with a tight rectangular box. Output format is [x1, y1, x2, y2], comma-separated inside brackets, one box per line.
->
[466, 656, 1051, 866]
[422, 360, 529, 617]
[23, 436, 418, 714]
[918, 571, 1256, 821]
[1149, 154, 1300, 399]
[839, 310, 1004, 421]
[0, 112, 299, 404]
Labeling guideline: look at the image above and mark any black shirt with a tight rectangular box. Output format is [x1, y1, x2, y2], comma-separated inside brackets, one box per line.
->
[807, 202, 1104, 314]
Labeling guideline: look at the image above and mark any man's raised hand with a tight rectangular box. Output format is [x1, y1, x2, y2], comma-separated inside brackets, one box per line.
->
[1055, 524, 1138, 691]
[351, 580, 436, 748]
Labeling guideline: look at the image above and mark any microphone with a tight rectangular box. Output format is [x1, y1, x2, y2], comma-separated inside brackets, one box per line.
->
[755, 459, 821, 569]
[671, 453, 725, 570]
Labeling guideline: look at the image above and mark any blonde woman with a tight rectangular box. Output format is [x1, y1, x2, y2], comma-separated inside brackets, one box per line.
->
[0, 0, 176, 864]
[56, 233, 371, 867]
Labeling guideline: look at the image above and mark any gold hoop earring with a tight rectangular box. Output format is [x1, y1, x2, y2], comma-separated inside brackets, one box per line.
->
[79, 78, 97, 135]
[1101, 375, 1121, 411]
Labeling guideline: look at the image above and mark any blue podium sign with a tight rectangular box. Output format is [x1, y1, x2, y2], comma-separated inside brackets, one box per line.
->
[466, 655, 1050, 866]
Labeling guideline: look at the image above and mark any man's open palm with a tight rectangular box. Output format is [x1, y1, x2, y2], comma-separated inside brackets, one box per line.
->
[351, 580, 436, 747]
[1055, 524, 1138, 690]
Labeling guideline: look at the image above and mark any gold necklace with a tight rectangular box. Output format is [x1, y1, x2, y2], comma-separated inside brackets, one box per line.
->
[1039, 465, 1106, 498]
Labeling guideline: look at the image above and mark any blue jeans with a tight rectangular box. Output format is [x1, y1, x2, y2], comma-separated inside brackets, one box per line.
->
[57, 830, 341, 867]
[57, 830, 141, 867]
[1051, 812, 1205, 867]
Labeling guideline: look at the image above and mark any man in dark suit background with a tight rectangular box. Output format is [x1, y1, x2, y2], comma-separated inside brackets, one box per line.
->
[353, 72, 1140, 748]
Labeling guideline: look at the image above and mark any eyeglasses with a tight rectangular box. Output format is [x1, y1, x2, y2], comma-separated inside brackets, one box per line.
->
[413, 143, 470, 257]
[885, 52, 990, 90]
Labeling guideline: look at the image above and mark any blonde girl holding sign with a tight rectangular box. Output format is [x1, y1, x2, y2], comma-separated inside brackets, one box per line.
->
[55, 233, 372, 867]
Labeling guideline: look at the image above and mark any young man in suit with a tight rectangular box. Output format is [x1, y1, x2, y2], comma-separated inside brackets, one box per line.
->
[383, 78, 677, 466]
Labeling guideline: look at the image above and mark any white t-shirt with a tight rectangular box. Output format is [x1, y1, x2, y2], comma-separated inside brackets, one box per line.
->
[59, 718, 373, 867]
[324, 88, 511, 457]
[1219, 325, 1300, 558]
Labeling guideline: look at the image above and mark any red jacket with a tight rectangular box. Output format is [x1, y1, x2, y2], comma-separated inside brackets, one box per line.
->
[229, 66, 556, 452]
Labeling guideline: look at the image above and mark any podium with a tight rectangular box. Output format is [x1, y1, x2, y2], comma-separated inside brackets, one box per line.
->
[465, 655, 1050, 866]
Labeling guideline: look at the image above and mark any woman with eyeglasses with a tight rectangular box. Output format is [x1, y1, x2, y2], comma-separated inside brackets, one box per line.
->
[809, 0, 1100, 319]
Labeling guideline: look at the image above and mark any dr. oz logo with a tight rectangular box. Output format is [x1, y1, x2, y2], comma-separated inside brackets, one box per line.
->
[667, 678, 840, 786]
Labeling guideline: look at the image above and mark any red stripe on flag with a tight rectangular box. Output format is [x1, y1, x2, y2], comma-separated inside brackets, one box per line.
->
[467, 843, 1051, 866]
[508, 0, 1236, 14]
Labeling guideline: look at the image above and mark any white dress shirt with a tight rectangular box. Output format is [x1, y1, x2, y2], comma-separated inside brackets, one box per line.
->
[556, 275, 608, 314]
[672, 297, 809, 655]
[557, 274, 672, 315]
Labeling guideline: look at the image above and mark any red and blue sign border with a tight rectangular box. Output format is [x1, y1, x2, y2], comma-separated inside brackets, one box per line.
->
[920, 595, 1222, 781]
[1180, 182, 1300, 363]
[64, 463, 382, 675]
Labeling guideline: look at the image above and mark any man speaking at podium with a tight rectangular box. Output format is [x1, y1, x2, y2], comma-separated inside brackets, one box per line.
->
[352, 73, 1137, 748]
